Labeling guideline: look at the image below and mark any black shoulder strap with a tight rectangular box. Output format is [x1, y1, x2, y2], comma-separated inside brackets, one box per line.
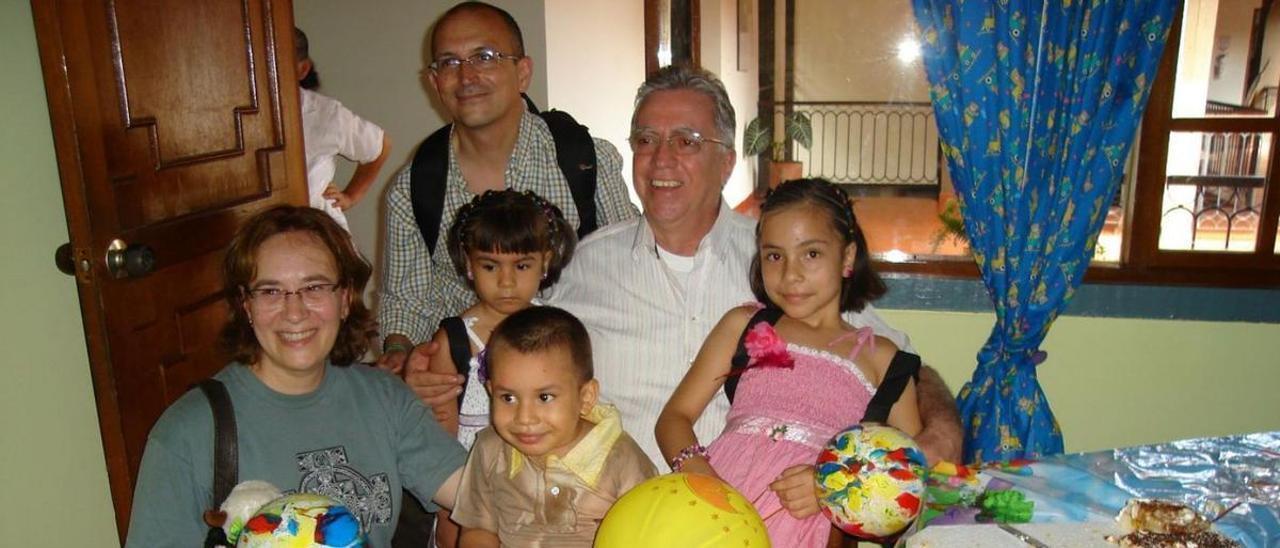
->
[439, 316, 473, 409]
[197, 379, 237, 548]
[535, 107, 599, 238]
[409, 96, 601, 259]
[724, 307, 785, 404]
[409, 125, 454, 256]
[862, 351, 922, 424]
[523, 94, 599, 238]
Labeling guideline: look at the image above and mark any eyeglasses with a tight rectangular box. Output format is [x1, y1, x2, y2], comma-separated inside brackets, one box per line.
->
[244, 283, 340, 310]
[429, 49, 523, 74]
[629, 128, 731, 156]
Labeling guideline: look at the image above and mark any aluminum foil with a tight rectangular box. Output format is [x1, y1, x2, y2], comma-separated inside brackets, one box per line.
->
[901, 431, 1279, 547]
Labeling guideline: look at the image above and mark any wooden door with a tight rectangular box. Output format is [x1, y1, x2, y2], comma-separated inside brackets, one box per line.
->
[30, 0, 306, 539]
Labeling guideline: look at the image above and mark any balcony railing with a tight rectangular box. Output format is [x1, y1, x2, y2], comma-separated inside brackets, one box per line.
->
[1162, 131, 1268, 251]
[771, 101, 941, 190]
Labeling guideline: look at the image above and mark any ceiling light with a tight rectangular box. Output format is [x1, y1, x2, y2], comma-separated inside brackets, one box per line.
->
[897, 38, 921, 64]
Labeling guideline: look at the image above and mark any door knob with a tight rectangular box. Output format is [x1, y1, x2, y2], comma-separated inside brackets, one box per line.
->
[55, 243, 78, 275]
[105, 239, 156, 279]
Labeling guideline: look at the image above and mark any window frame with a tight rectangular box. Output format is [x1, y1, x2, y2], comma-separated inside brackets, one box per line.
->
[1127, 4, 1280, 283]
[872, 5, 1280, 288]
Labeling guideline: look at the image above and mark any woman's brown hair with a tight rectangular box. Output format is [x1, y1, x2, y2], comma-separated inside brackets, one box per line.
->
[219, 206, 376, 366]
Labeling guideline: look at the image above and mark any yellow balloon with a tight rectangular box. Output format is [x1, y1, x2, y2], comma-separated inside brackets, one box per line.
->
[596, 473, 771, 548]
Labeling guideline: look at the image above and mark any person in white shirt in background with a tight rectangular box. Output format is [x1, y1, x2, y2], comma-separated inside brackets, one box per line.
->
[296, 27, 391, 233]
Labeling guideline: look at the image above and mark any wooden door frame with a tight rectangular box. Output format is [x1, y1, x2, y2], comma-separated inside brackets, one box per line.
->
[644, 0, 701, 75]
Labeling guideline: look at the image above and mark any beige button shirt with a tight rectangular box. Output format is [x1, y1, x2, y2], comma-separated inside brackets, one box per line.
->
[452, 405, 657, 546]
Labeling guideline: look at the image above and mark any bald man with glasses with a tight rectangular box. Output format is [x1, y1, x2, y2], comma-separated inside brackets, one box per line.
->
[377, 1, 638, 375]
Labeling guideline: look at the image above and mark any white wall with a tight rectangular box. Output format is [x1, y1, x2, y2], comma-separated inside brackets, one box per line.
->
[544, 0, 646, 206]
[702, 0, 761, 205]
[1208, 0, 1261, 105]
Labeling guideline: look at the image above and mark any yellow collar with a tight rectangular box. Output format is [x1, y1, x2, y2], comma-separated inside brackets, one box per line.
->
[508, 404, 622, 488]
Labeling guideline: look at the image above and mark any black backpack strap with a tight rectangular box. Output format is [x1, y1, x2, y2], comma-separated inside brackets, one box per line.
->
[538, 110, 598, 238]
[439, 316, 474, 409]
[197, 379, 237, 548]
[724, 307, 785, 404]
[524, 94, 599, 238]
[198, 379, 238, 506]
[411, 97, 601, 259]
[862, 350, 922, 424]
[409, 125, 454, 256]
[411, 96, 601, 260]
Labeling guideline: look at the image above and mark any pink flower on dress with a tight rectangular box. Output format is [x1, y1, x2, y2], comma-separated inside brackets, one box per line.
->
[742, 322, 794, 370]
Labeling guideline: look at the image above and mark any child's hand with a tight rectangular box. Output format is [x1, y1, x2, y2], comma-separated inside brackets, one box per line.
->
[768, 464, 821, 519]
[323, 185, 356, 211]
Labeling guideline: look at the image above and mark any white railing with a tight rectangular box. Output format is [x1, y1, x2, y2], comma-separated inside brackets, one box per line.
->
[774, 101, 941, 188]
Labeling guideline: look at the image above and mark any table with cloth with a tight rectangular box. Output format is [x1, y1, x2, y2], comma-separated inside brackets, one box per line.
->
[901, 431, 1279, 547]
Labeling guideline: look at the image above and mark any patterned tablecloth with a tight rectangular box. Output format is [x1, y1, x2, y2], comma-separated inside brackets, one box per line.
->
[901, 431, 1280, 547]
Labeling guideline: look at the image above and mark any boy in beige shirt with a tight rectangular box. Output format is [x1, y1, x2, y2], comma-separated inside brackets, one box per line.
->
[452, 306, 656, 547]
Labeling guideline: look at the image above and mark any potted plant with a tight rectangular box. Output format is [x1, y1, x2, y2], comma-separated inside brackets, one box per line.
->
[930, 196, 970, 252]
[744, 111, 813, 188]
[733, 111, 813, 218]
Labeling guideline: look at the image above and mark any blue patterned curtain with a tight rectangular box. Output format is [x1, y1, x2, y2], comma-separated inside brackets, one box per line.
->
[912, 0, 1176, 463]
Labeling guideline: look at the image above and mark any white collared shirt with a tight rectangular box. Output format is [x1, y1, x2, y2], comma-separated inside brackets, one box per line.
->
[550, 204, 912, 465]
[300, 88, 384, 231]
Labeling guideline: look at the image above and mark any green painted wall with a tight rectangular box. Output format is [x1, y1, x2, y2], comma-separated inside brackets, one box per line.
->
[2, 2, 1278, 545]
[884, 310, 1280, 453]
[0, 2, 120, 545]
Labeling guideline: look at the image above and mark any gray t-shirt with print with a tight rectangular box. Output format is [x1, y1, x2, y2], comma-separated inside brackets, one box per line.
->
[125, 362, 466, 547]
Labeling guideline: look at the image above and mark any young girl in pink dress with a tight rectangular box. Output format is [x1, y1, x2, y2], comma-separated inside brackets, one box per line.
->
[656, 178, 923, 547]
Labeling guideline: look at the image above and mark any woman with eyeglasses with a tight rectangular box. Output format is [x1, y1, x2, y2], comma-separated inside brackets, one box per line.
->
[125, 206, 466, 548]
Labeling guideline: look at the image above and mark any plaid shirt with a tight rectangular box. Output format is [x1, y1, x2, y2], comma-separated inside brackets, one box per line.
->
[378, 111, 639, 344]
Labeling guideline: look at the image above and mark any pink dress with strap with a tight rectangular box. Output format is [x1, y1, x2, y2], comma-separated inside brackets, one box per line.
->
[706, 322, 878, 547]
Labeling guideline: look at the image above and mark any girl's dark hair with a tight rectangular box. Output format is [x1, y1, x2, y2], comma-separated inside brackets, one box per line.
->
[749, 178, 886, 312]
[219, 206, 376, 366]
[446, 189, 577, 289]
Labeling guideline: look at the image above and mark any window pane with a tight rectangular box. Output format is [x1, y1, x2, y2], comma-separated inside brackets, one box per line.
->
[1172, 0, 1280, 118]
[1095, 178, 1127, 263]
[1159, 131, 1270, 252]
[1092, 145, 1139, 264]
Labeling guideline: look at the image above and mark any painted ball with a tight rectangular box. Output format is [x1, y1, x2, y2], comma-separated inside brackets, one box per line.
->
[236, 492, 365, 547]
[814, 424, 927, 540]
[596, 472, 771, 547]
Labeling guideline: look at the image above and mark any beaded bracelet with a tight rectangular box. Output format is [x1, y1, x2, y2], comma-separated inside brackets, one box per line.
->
[383, 341, 412, 355]
[670, 443, 708, 472]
